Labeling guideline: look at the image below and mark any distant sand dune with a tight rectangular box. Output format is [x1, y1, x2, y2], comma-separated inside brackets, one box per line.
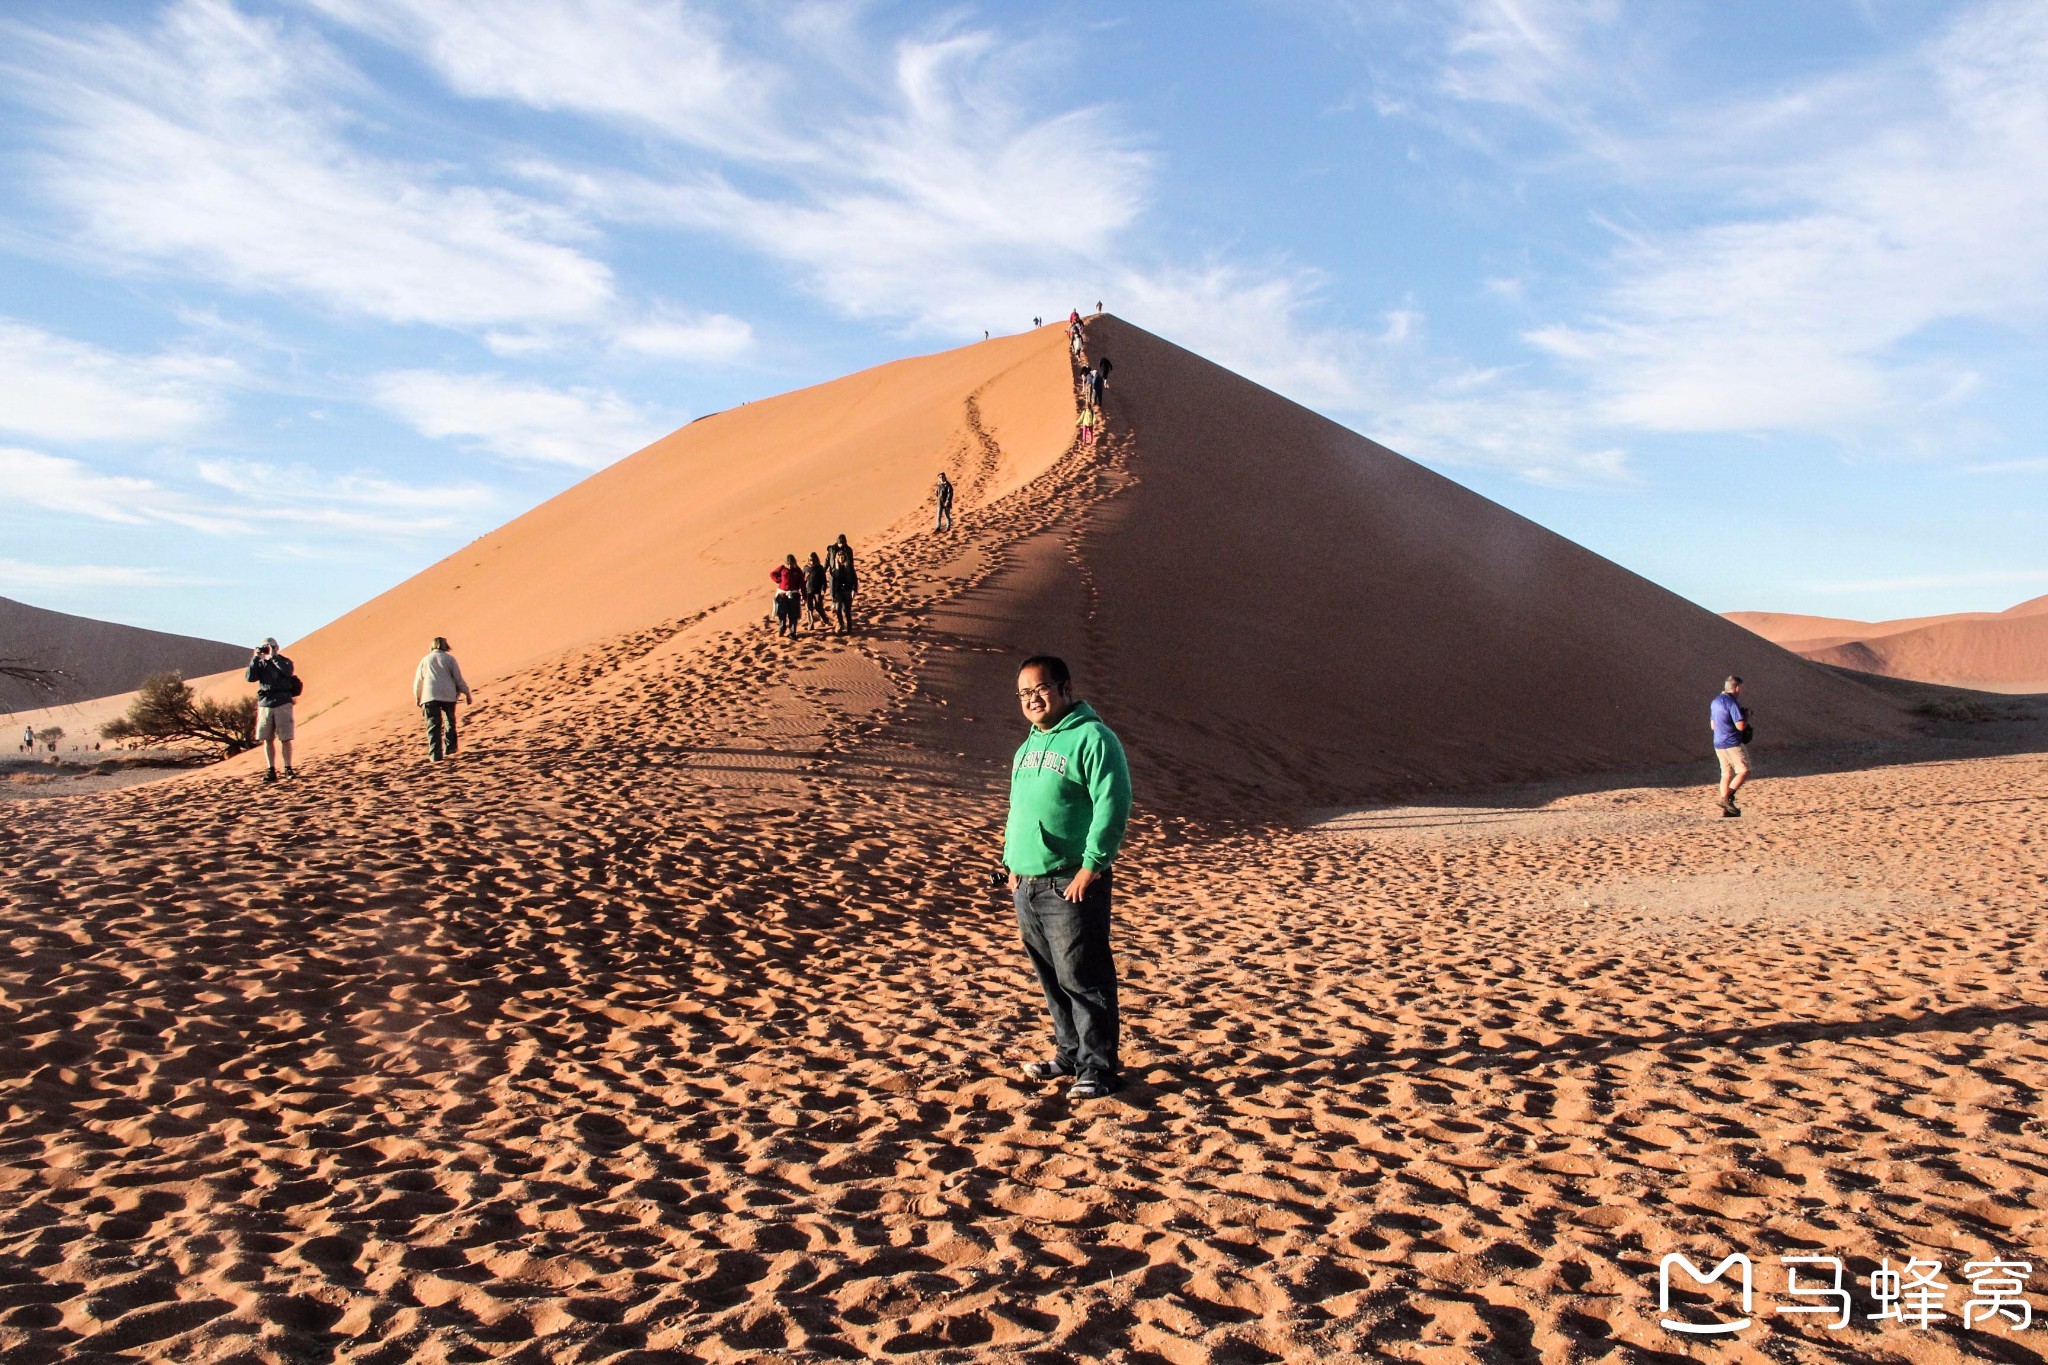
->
[0, 596, 246, 713]
[1730, 592, 2048, 693]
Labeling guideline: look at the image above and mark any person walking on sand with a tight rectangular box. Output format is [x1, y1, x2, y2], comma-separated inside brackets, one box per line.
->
[1096, 354, 1112, 391]
[935, 472, 955, 533]
[1004, 655, 1132, 1102]
[1712, 675, 1752, 816]
[1083, 365, 1104, 407]
[246, 637, 297, 782]
[771, 555, 805, 638]
[413, 636, 473, 762]
[1077, 406, 1098, 446]
[803, 552, 830, 627]
[828, 535, 858, 633]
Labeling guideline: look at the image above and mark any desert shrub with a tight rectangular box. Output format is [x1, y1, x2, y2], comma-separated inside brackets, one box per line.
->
[1912, 696, 2008, 724]
[34, 726, 63, 747]
[102, 673, 257, 757]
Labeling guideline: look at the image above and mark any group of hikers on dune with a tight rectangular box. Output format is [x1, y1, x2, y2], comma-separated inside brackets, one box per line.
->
[221, 296, 1760, 1109]
[770, 534, 860, 639]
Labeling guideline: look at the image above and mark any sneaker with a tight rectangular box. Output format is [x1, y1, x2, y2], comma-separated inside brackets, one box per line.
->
[284, 768, 299, 780]
[263, 769, 278, 783]
[1720, 802, 1741, 818]
[1068, 1077, 1120, 1101]
[1022, 1059, 1075, 1082]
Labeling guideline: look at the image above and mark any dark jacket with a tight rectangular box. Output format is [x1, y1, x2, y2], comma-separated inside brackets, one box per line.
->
[247, 654, 296, 708]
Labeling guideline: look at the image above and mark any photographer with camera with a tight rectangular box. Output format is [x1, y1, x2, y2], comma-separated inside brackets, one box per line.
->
[1001, 655, 1132, 1102]
[245, 636, 298, 782]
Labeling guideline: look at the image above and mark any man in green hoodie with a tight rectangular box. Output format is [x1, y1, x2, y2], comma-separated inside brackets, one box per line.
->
[1004, 655, 1132, 1101]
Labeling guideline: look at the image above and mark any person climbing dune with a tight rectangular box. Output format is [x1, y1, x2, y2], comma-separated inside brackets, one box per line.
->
[771, 555, 805, 638]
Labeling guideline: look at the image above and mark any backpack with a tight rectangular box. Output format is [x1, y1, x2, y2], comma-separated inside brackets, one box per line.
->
[289, 672, 305, 699]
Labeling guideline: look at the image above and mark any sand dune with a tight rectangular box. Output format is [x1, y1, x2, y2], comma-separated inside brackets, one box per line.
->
[9, 318, 2039, 1362]
[2, 543, 2041, 1358]
[0, 596, 246, 713]
[1729, 593, 2048, 693]
[217, 318, 1904, 802]
[229, 327, 1077, 764]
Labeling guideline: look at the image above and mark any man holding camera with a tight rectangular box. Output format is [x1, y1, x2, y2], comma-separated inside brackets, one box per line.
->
[1003, 655, 1132, 1102]
[246, 637, 297, 782]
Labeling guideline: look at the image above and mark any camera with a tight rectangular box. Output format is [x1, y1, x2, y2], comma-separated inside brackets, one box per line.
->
[987, 868, 1009, 890]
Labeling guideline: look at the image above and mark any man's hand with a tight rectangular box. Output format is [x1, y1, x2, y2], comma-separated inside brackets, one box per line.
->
[1063, 867, 1099, 903]
[1007, 872, 1019, 892]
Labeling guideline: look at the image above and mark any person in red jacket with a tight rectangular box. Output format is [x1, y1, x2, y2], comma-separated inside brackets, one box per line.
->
[771, 554, 805, 637]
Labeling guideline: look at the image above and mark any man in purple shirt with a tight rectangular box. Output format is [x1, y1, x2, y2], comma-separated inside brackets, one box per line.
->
[1711, 676, 1751, 816]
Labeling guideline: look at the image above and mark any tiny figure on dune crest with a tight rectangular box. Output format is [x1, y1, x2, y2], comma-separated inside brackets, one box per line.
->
[1096, 353, 1112, 391]
[935, 471, 955, 533]
[771, 554, 805, 638]
[1712, 674, 1752, 816]
[803, 552, 830, 628]
[1068, 308, 1080, 329]
[246, 637, 298, 782]
[827, 535, 858, 633]
[1003, 655, 1132, 1103]
[414, 636, 473, 763]
[1095, 299, 1102, 313]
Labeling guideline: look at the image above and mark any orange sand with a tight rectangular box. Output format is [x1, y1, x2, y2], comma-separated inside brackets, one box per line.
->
[4, 321, 2043, 1362]
[1729, 594, 2048, 693]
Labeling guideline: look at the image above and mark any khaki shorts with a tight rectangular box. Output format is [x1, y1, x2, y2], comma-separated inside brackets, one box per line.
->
[256, 703, 296, 742]
[1716, 744, 1750, 778]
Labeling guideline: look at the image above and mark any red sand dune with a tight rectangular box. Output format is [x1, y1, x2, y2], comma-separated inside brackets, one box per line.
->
[1729, 592, 2048, 693]
[215, 317, 1905, 803]
[10, 319, 2047, 1364]
[0, 596, 246, 712]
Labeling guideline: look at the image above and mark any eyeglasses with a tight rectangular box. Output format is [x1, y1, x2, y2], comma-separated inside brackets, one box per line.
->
[1016, 684, 1063, 701]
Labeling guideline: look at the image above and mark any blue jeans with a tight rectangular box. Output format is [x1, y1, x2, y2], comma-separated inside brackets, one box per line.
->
[1014, 871, 1119, 1085]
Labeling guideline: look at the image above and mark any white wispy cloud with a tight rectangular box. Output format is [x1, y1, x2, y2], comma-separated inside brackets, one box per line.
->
[610, 311, 754, 362]
[1473, 2, 2048, 439]
[0, 558, 220, 591]
[0, 447, 247, 535]
[300, 0, 793, 157]
[0, 319, 233, 443]
[1, 446, 501, 541]
[370, 370, 671, 467]
[192, 458, 497, 535]
[4, 0, 617, 330]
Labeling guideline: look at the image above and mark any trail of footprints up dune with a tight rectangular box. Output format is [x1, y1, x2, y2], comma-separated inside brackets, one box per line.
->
[5, 320, 2047, 1362]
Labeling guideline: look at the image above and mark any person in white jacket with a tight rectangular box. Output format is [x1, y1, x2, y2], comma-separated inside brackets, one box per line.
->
[412, 637, 473, 761]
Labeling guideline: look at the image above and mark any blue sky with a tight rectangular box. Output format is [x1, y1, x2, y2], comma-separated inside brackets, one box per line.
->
[2, 0, 2044, 646]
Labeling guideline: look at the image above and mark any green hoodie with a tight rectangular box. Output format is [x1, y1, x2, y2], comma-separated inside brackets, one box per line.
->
[1003, 700, 1132, 875]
